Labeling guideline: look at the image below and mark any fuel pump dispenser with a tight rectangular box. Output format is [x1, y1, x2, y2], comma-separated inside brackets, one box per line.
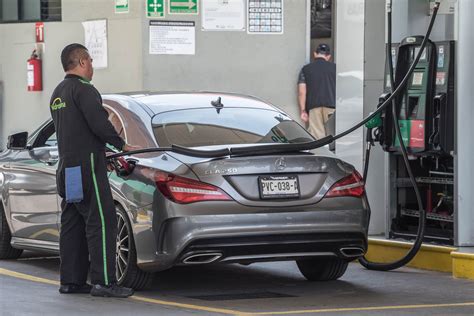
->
[381, 37, 437, 153]
[379, 37, 456, 243]
[380, 39, 454, 156]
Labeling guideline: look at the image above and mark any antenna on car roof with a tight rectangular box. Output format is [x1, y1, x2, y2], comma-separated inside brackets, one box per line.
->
[211, 97, 224, 114]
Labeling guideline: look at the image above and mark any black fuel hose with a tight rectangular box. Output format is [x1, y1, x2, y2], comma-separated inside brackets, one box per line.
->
[109, 7, 440, 162]
[108, 7, 439, 161]
[358, 1, 439, 271]
[107, 1, 440, 272]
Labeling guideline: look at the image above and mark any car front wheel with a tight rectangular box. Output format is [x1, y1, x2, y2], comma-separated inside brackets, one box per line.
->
[296, 257, 348, 281]
[115, 204, 153, 290]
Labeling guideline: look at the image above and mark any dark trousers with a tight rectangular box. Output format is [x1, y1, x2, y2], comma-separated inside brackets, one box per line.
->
[58, 152, 117, 286]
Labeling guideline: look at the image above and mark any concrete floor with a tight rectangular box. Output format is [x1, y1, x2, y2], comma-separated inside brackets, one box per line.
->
[1, 252, 474, 315]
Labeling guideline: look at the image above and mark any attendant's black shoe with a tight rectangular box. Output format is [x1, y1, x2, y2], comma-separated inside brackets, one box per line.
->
[59, 283, 92, 294]
[90, 283, 134, 298]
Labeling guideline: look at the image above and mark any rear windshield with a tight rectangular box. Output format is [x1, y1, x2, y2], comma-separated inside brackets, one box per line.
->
[152, 108, 314, 147]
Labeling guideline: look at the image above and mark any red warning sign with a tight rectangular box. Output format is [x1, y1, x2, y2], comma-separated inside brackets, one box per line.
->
[35, 22, 44, 43]
[436, 72, 446, 86]
[409, 120, 425, 149]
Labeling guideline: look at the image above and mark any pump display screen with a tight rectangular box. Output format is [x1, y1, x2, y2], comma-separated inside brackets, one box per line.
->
[413, 47, 427, 61]
[412, 72, 424, 86]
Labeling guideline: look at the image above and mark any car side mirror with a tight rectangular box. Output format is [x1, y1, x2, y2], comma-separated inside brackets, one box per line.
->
[7, 132, 28, 150]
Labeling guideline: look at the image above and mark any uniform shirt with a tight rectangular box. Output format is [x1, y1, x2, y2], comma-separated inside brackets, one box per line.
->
[298, 57, 336, 111]
[50, 74, 125, 159]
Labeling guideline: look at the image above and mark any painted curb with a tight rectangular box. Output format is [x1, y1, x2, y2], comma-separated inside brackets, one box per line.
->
[366, 238, 474, 279]
[451, 252, 474, 279]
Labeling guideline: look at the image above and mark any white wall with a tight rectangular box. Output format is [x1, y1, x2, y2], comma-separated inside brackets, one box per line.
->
[0, 0, 143, 148]
[0, 0, 308, 148]
[141, 0, 307, 120]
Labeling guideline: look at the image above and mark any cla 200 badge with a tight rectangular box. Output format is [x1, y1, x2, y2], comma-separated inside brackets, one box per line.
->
[204, 168, 238, 175]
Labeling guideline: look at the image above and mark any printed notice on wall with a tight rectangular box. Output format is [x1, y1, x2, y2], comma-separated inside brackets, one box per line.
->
[82, 19, 108, 68]
[247, 0, 283, 34]
[149, 21, 195, 55]
[202, 0, 245, 31]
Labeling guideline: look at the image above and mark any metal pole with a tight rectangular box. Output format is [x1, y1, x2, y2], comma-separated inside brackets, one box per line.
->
[455, 0, 474, 246]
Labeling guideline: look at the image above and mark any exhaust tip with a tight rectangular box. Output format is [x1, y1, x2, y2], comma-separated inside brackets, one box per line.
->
[339, 247, 365, 258]
[182, 252, 223, 265]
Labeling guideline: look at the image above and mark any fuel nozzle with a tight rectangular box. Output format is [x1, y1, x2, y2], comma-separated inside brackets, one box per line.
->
[365, 93, 390, 147]
[365, 94, 389, 130]
[365, 111, 383, 147]
[111, 156, 136, 177]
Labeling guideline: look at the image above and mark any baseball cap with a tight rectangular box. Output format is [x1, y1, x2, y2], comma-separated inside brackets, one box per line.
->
[316, 44, 331, 55]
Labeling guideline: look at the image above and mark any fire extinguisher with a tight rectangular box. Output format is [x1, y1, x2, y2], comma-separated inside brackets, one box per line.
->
[27, 50, 42, 91]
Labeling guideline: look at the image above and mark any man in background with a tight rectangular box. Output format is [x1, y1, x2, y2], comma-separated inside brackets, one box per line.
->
[298, 44, 336, 139]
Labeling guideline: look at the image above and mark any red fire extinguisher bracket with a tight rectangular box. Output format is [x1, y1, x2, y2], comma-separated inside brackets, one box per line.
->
[27, 50, 42, 92]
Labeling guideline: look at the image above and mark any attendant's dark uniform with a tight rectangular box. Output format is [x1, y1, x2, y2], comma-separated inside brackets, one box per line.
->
[50, 74, 125, 286]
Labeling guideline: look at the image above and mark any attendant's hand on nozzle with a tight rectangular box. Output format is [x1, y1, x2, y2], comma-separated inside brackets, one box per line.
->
[122, 144, 141, 152]
[106, 161, 115, 172]
[300, 111, 309, 123]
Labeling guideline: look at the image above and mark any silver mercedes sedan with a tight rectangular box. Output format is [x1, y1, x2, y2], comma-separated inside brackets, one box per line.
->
[0, 92, 370, 290]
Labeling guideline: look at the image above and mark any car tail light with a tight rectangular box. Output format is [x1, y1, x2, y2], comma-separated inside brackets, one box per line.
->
[154, 171, 232, 204]
[326, 171, 365, 198]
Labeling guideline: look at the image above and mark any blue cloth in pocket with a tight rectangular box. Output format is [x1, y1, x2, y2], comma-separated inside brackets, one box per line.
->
[65, 166, 83, 203]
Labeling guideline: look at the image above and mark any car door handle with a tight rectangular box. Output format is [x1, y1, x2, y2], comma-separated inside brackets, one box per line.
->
[39, 157, 58, 166]
[43, 152, 59, 166]
[45, 159, 59, 166]
[47, 151, 59, 165]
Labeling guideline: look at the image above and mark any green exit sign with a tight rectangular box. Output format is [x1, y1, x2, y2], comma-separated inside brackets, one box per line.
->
[169, 0, 198, 14]
[147, 0, 165, 18]
[115, 0, 129, 13]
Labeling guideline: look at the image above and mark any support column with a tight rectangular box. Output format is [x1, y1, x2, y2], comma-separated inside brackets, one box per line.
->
[455, 0, 474, 246]
[335, 0, 365, 172]
[363, 0, 386, 235]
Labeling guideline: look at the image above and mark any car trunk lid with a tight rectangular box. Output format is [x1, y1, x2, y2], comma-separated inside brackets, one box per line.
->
[167, 149, 349, 207]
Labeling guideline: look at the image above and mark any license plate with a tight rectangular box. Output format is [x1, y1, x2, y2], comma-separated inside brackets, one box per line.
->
[258, 175, 300, 199]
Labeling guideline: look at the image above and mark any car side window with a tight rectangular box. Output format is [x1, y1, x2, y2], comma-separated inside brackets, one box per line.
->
[44, 133, 57, 147]
[103, 104, 127, 141]
[32, 122, 56, 148]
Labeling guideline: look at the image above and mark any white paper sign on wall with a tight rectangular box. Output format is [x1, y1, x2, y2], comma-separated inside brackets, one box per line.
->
[82, 19, 108, 69]
[202, 0, 245, 31]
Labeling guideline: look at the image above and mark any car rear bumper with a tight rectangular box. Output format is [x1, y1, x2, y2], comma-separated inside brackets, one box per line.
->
[135, 198, 370, 272]
[177, 231, 367, 265]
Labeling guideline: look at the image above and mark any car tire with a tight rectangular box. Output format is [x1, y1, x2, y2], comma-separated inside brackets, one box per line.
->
[296, 257, 348, 281]
[115, 204, 153, 290]
[0, 204, 23, 259]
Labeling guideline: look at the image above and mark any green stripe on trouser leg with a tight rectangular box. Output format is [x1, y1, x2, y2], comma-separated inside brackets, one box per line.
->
[90, 152, 109, 285]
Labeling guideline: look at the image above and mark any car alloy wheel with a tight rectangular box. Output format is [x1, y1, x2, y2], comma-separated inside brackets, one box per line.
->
[114, 204, 153, 290]
[116, 210, 130, 283]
